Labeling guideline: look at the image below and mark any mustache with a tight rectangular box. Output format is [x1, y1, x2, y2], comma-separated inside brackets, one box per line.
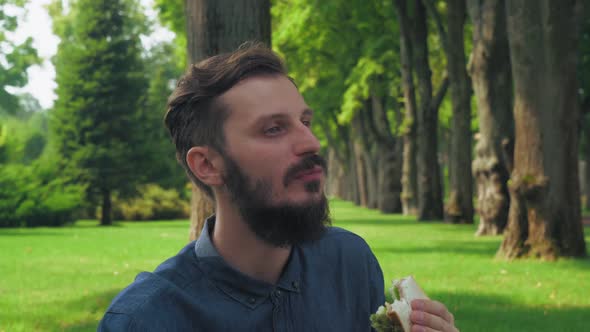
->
[283, 154, 327, 186]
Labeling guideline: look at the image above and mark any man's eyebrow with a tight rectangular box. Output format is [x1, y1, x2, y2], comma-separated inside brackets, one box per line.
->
[256, 109, 314, 122]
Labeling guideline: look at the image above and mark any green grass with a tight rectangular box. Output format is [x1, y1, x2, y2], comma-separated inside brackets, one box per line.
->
[1, 199, 589, 331]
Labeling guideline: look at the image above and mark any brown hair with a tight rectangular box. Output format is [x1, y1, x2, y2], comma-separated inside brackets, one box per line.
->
[164, 42, 288, 200]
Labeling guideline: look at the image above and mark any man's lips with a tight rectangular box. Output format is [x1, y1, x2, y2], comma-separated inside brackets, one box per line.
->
[293, 166, 324, 181]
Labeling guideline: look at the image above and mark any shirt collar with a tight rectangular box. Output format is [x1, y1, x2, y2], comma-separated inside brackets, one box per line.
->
[194, 216, 301, 309]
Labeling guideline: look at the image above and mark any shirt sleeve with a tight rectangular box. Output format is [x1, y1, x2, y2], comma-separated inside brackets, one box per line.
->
[368, 250, 385, 332]
[368, 251, 386, 312]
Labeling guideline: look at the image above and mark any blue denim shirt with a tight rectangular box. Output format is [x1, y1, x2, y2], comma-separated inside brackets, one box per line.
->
[98, 218, 385, 331]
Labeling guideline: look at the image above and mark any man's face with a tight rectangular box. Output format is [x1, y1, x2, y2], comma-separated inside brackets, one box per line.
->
[217, 75, 330, 246]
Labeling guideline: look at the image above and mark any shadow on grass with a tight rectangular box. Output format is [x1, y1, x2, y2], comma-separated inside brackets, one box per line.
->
[373, 240, 500, 257]
[428, 291, 590, 332]
[0, 230, 69, 237]
[53, 289, 120, 332]
[335, 216, 422, 227]
[334, 214, 481, 229]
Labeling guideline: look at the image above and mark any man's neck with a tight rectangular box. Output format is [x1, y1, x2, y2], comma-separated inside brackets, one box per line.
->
[211, 204, 291, 285]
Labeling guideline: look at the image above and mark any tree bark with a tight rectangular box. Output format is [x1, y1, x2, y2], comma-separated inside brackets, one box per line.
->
[394, 0, 419, 215]
[347, 138, 361, 205]
[358, 105, 379, 209]
[498, 0, 587, 259]
[467, 0, 513, 235]
[586, 157, 590, 210]
[413, 0, 445, 220]
[185, 0, 271, 64]
[370, 94, 403, 213]
[445, 0, 474, 224]
[101, 188, 112, 226]
[185, 0, 271, 240]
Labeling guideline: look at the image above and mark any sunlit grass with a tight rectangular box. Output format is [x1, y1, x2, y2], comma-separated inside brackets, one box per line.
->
[1, 199, 589, 331]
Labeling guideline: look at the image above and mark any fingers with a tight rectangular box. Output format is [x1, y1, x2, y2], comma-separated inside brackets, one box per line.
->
[410, 299, 459, 332]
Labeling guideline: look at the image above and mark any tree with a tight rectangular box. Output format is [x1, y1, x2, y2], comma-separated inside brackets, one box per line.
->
[0, 0, 40, 115]
[394, 0, 419, 215]
[50, 0, 149, 226]
[578, 7, 590, 211]
[431, 0, 474, 224]
[412, 0, 448, 221]
[467, 0, 513, 235]
[498, 0, 587, 259]
[185, 0, 271, 240]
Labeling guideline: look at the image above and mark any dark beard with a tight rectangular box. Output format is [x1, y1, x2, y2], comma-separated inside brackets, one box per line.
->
[222, 154, 331, 247]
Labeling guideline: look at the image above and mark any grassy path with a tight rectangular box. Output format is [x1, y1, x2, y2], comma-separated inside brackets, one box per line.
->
[1, 200, 589, 331]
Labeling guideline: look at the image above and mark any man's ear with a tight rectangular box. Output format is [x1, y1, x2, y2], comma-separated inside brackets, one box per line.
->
[186, 146, 224, 186]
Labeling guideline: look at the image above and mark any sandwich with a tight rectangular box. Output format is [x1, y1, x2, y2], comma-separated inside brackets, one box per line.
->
[370, 276, 429, 332]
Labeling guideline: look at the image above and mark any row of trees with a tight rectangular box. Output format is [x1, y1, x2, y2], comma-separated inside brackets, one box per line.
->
[168, 0, 589, 260]
[1, 0, 588, 260]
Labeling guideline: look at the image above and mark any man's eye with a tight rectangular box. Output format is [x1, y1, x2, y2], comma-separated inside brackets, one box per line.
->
[302, 120, 312, 127]
[265, 126, 283, 135]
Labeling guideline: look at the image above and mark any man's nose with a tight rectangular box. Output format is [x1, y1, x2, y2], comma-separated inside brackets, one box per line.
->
[293, 125, 321, 156]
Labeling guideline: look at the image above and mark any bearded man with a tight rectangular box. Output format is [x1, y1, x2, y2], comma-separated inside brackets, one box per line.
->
[98, 44, 457, 332]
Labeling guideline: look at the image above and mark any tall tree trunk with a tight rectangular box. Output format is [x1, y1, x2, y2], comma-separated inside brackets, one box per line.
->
[370, 94, 403, 213]
[354, 144, 367, 207]
[327, 147, 347, 199]
[185, 0, 271, 240]
[586, 157, 590, 210]
[467, 0, 513, 236]
[352, 113, 369, 207]
[347, 138, 361, 205]
[358, 105, 379, 209]
[413, 0, 445, 220]
[445, 0, 474, 224]
[365, 149, 379, 209]
[320, 113, 350, 200]
[498, 0, 587, 259]
[101, 188, 112, 226]
[186, 0, 271, 63]
[394, 0, 419, 215]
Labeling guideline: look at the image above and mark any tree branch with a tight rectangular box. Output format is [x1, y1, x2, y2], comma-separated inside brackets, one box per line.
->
[422, 0, 449, 56]
[431, 73, 449, 111]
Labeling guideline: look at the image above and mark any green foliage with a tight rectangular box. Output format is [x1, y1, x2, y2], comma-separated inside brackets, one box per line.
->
[0, 107, 48, 164]
[141, 41, 187, 191]
[0, 161, 84, 227]
[0, 0, 41, 114]
[104, 183, 190, 221]
[273, 0, 402, 152]
[152, 0, 186, 69]
[50, 0, 150, 203]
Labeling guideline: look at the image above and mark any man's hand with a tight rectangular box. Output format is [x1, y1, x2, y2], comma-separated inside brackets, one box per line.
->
[410, 299, 459, 332]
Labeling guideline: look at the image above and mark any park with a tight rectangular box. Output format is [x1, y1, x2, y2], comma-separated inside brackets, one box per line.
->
[1, 0, 590, 331]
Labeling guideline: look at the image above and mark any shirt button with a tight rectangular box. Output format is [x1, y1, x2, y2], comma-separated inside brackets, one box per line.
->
[292, 281, 299, 290]
[275, 290, 282, 297]
[248, 297, 256, 304]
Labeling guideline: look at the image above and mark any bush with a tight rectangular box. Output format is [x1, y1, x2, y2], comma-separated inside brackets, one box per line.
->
[107, 184, 190, 221]
[0, 163, 84, 227]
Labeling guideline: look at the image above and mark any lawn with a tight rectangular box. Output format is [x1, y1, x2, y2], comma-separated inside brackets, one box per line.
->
[1, 200, 589, 331]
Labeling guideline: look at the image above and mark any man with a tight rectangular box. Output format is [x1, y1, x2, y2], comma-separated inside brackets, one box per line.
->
[98, 44, 458, 331]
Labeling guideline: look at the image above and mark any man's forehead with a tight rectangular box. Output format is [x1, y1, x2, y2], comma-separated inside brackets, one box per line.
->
[219, 76, 309, 119]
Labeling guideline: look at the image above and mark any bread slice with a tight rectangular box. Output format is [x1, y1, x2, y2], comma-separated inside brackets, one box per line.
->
[387, 276, 429, 332]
